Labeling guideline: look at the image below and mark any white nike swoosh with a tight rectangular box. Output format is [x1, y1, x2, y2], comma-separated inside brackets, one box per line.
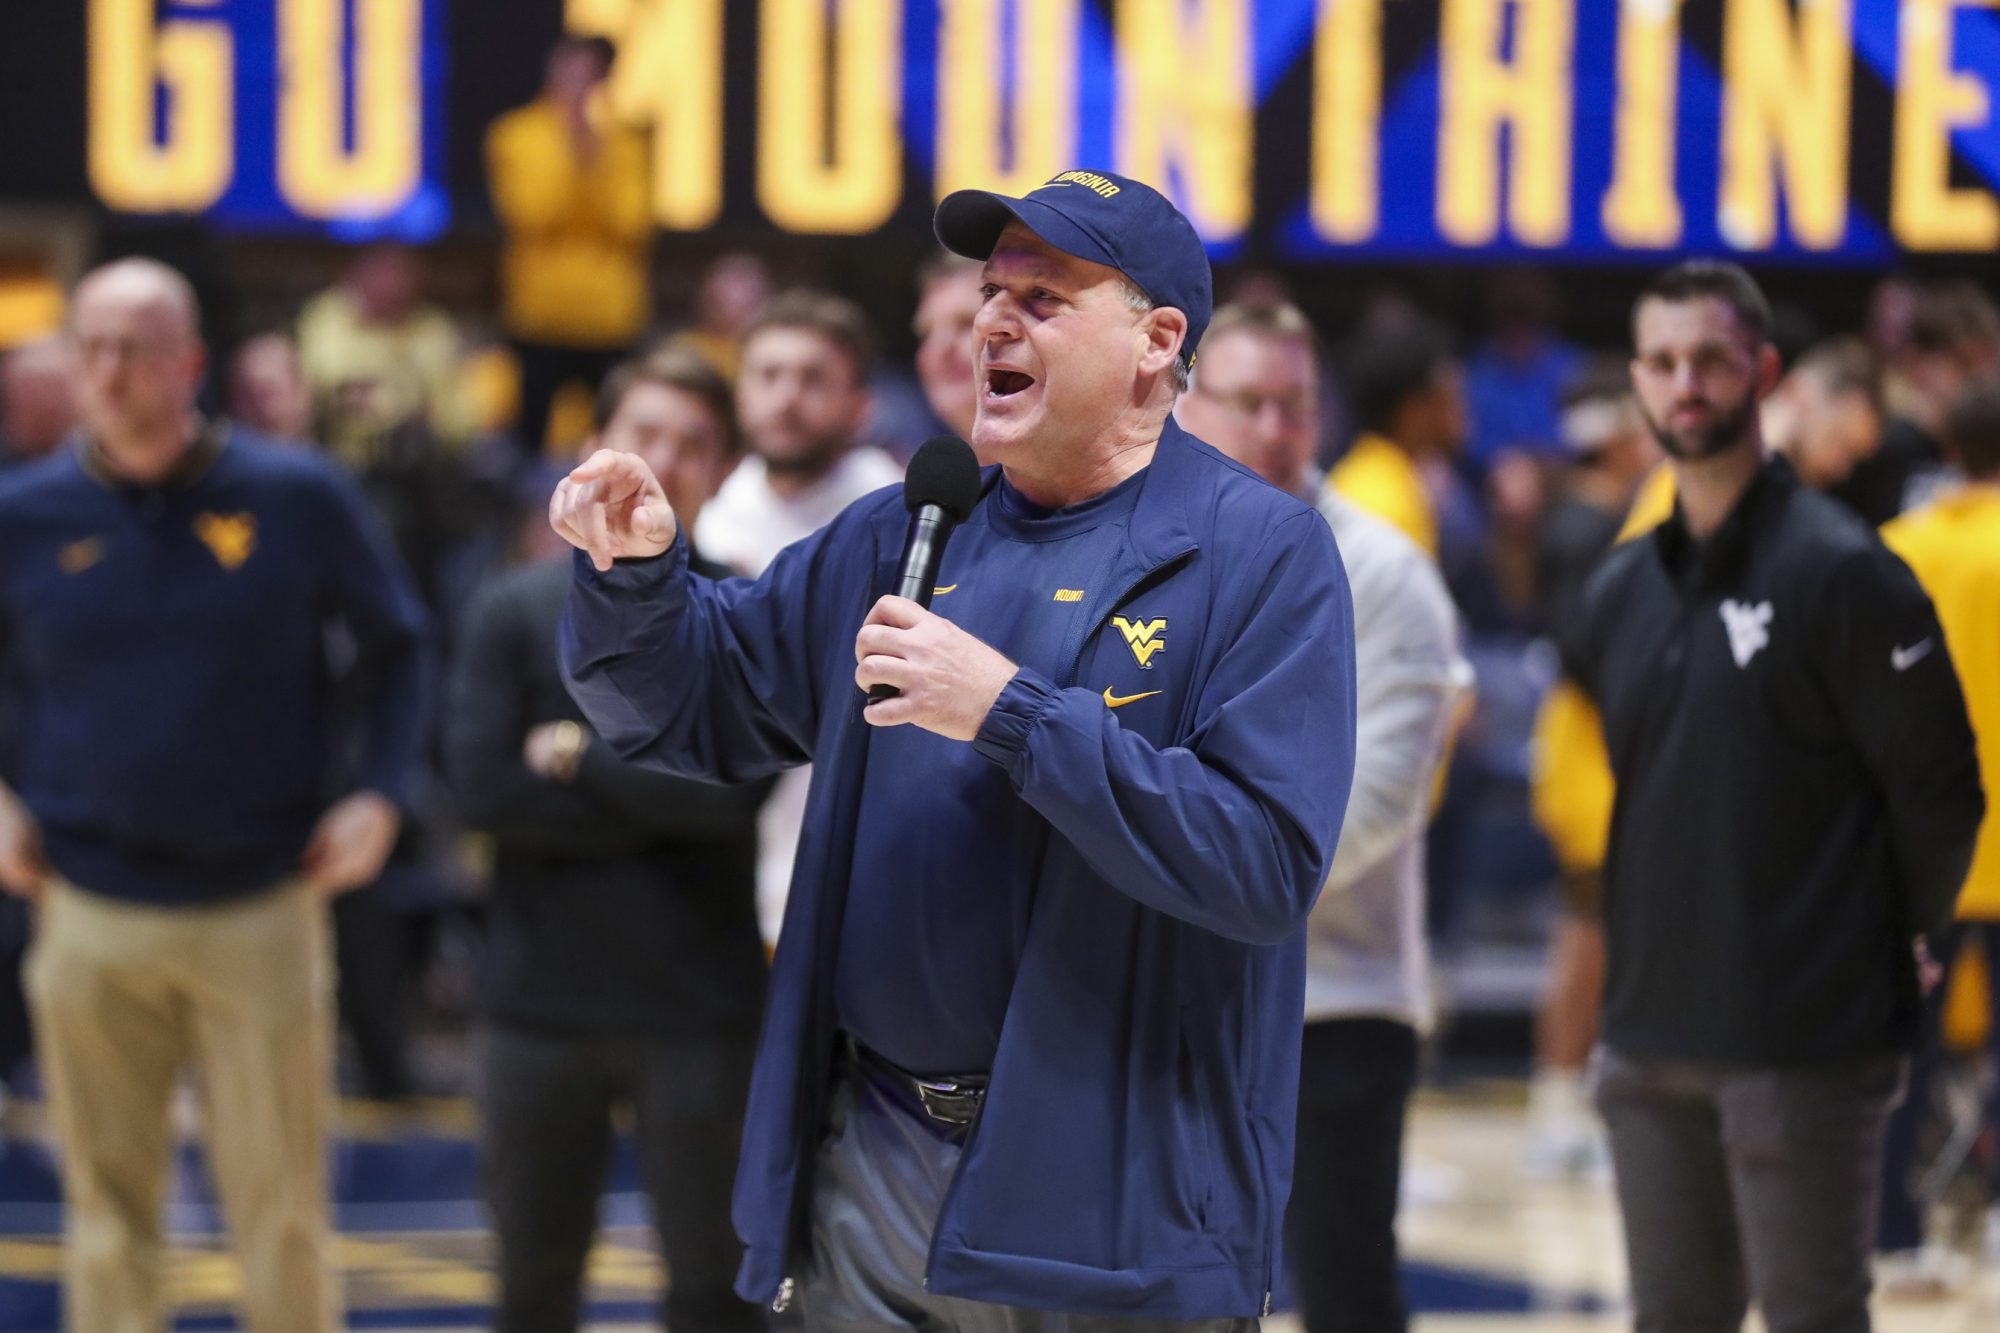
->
[1891, 639, 1934, 672]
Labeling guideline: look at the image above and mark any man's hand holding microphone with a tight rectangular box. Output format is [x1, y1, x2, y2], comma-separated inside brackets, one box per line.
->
[550, 438, 1016, 742]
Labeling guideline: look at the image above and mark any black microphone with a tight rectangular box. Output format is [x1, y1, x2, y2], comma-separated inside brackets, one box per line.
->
[868, 436, 983, 704]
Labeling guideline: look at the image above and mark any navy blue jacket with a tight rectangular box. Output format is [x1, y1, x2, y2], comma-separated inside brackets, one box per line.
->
[0, 427, 429, 904]
[561, 423, 1356, 1318]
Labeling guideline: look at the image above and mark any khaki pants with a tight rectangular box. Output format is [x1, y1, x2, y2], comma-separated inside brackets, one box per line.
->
[26, 879, 339, 1333]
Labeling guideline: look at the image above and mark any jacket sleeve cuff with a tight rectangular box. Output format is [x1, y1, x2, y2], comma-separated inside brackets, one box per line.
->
[571, 531, 687, 592]
[973, 668, 1063, 771]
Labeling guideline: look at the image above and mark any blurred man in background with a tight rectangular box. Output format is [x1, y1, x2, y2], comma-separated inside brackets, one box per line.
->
[1522, 363, 1661, 1180]
[1464, 269, 1583, 466]
[1893, 284, 2000, 447]
[299, 244, 487, 618]
[1180, 302, 1323, 503]
[1852, 282, 2000, 524]
[449, 345, 765, 1333]
[0, 335, 69, 1114]
[693, 290, 902, 945]
[671, 252, 774, 383]
[487, 34, 650, 456]
[231, 328, 439, 1103]
[1875, 377, 2000, 1289]
[1329, 324, 1466, 557]
[1576, 262, 1981, 1333]
[296, 244, 473, 471]
[1181, 301, 1466, 1333]
[1536, 362, 1663, 634]
[1766, 338, 1885, 505]
[0, 257, 428, 1332]
[0, 335, 78, 468]
[695, 291, 901, 575]
[912, 253, 984, 441]
[228, 333, 313, 443]
[1528, 335, 1915, 1183]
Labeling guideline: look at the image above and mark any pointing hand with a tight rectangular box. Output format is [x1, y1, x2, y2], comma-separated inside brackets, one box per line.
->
[550, 451, 679, 571]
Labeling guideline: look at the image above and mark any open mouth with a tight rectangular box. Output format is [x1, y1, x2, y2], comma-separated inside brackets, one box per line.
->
[986, 369, 1036, 399]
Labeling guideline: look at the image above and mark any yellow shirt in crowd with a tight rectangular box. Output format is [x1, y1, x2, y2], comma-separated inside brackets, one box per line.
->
[1883, 484, 2000, 921]
[296, 289, 474, 470]
[485, 100, 652, 349]
[1327, 433, 1438, 557]
[1531, 679, 1616, 875]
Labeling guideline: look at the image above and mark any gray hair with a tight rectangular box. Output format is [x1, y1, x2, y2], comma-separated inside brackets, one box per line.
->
[1118, 277, 1190, 393]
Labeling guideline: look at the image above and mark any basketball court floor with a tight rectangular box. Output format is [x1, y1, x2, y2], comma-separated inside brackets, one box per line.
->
[0, 1084, 1986, 1330]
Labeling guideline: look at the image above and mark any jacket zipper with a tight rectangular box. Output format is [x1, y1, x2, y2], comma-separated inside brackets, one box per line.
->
[771, 1276, 795, 1313]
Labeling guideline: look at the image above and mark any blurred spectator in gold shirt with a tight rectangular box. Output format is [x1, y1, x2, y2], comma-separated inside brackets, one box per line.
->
[486, 34, 651, 456]
[297, 245, 473, 469]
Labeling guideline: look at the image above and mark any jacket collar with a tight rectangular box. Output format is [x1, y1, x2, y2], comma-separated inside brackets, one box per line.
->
[1124, 417, 1202, 567]
[960, 418, 1205, 571]
[79, 416, 229, 493]
[1653, 453, 1795, 592]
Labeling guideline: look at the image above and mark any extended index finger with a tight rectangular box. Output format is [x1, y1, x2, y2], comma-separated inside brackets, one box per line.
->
[566, 450, 640, 486]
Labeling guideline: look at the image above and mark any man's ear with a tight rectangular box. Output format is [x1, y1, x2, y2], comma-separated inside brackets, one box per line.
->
[1140, 306, 1188, 377]
[1755, 342, 1783, 399]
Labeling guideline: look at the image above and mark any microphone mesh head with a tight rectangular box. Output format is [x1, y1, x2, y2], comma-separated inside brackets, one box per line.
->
[903, 436, 983, 523]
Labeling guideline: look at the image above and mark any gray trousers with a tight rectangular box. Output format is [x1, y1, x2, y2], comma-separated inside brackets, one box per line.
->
[1591, 1048, 1906, 1333]
[801, 1060, 1258, 1333]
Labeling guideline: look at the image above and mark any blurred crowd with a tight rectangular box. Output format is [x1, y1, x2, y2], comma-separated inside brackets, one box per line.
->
[0, 29, 1997, 1332]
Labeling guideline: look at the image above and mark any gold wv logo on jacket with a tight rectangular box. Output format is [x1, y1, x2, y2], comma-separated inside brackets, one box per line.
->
[1111, 615, 1167, 669]
[193, 512, 257, 571]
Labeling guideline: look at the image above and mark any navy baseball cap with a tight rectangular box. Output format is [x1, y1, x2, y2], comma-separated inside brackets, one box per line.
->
[934, 170, 1212, 370]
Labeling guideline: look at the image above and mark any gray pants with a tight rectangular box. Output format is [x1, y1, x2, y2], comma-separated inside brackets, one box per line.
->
[1591, 1048, 1906, 1333]
[801, 1061, 1258, 1333]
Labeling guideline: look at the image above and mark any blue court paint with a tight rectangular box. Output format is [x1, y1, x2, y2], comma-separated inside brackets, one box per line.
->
[0, 1109, 1599, 1329]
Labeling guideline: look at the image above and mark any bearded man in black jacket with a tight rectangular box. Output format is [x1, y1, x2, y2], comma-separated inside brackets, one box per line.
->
[1572, 263, 1983, 1333]
[447, 346, 768, 1333]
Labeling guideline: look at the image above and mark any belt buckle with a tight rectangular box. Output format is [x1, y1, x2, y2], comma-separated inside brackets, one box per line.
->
[914, 1077, 982, 1126]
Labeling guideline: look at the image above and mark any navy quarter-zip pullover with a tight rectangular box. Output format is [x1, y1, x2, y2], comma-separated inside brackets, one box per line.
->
[837, 469, 1145, 1074]
[0, 426, 429, 906]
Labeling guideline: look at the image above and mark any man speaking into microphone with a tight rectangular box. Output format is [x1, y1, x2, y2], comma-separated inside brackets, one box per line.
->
[550, 171, 1356, 1331]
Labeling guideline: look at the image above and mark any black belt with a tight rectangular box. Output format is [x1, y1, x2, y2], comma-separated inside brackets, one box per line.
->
[843, 1035, 988, 1128]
